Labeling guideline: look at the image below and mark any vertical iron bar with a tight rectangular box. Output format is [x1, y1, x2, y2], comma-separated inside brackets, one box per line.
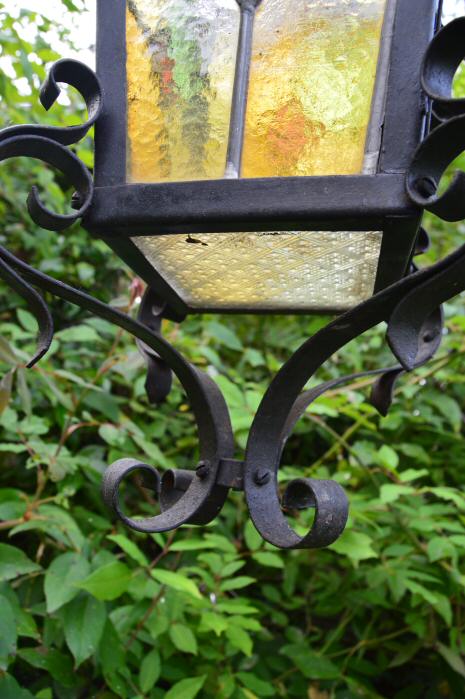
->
[225, 0, 262, 178]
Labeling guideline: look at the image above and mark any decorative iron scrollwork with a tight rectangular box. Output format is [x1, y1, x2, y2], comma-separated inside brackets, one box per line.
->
[408, 18, 465, 221]
[0, 60, 101, 231]
[2, 46, 465, 549]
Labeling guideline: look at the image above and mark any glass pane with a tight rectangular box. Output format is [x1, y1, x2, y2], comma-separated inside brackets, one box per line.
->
[132, 231, 382, 311]
[242, 0, 388, 177]
[126, 0, 240, 183]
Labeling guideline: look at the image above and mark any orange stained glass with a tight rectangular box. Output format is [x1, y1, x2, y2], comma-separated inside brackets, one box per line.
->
[126, 0, 240, 183]
[242, 0, 388, 177]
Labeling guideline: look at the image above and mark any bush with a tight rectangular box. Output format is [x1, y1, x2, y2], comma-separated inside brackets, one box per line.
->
[1, 4, 465, 698]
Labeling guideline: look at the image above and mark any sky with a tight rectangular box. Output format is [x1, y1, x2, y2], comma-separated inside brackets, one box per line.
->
[8, 0, 96, 67]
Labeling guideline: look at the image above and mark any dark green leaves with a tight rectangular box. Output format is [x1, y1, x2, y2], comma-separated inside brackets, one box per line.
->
[44, 552, 90, 612]
[151, 569, 201, 599]
[139, 648, 161, 693]
[78, 561, 132, 601]
[62, 595, 106, 667]
[169, 624, 198, 655]
[0, 596, 17, 670]
[165, 676, 206, 699]
[0, 544, 40, 582]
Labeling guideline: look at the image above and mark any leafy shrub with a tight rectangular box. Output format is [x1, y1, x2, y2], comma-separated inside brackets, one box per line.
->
[1, 3, 465, 698]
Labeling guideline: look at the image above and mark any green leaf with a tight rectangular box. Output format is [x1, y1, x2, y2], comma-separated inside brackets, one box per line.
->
[237, 672, 275, 697]
[398, 443, 431, 465]
[427, 537, 456, 563]
[45, 552, 90, 613]
[431, 394, 462, 432]
[98, 424, 126, 447]
[214, 376, 245, 408]
[399, 468, 429, 483]
[10, 505, 84, 550]
[169, 623, 198, 654]
[0, 674, 35, 699]
[220, 576, 256, 592]
[78, 561, 132, 601]
[207, 322, 243, 350]
[62, 595, 106, 667]
[56, 324, 102, 343]
[17, 309, 37, 332]
[151, 569, 202, 599]
[0, 489, 27, 520]
[377, 445, 399, 471]
[0, 544, 40, 581]
[139, 648, 161, 693]
[107, 534, 148, 567]
[99, 620, 125, 677]
[428, 487, 465, 510]
[200, 611, 228, 636]
[379, 484, 416, 504]
[204, 533, 237, 553]
[217, 601, 259, 615]
[330, 531, 377, 563]
[0, 369, 14, 415]
[16, 367, 31, 416]
[252, 552, 284, 568]
[165, 676, 206, 699]
[437, 643, 465, 679]
[433, 594, 453, 626]
[281, 645, 340, 680]
[18, 648, 74, 687]
[0, 596, 16, 670]
[169, 539, 217, 552]
[226, 626, 253, 656]
[405, 580, 438, 605]
[244, 520, 262, 551]
[0, 337, 17, 365]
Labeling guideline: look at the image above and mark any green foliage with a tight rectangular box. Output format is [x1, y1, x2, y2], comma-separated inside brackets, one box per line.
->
[1, 3, 465, 698]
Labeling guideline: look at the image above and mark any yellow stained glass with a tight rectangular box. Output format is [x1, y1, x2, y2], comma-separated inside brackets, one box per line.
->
[242, 0, 387, 177]
[126, 0, 240, 183]
[132, 231, 383, 311]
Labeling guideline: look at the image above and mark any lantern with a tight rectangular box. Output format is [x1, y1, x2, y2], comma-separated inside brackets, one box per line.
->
[2, 1, 465, 550]
[84, 0, 440, 318]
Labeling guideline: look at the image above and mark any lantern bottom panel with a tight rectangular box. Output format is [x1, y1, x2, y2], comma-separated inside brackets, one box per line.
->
[132, 230, 383, 312]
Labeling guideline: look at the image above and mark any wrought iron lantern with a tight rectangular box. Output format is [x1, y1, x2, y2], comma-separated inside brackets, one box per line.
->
[1, 0, 465, 550]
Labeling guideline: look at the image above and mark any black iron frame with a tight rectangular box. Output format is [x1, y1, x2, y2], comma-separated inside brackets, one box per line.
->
[1, 8, 465, 550]
[83, 0, 440, 319]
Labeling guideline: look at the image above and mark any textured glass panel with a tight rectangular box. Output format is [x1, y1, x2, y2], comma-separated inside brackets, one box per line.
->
[133, 231, 382, 311]
[242, 0, 387, 177]
[126, 0, 240, 183]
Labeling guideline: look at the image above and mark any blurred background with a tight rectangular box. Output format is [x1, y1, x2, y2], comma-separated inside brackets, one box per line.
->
[1, 2, 465, 698]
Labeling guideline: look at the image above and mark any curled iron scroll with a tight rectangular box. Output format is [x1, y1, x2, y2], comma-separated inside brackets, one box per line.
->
[242, 236, 465, 548]
[0, 59, 102, 230]
[136, 287, 173, 404]
[408, 18, 465, 220]
[0, 245, 235, 533]
[421, 17, 465, 121]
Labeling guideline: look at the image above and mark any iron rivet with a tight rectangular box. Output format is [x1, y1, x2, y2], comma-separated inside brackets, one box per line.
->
[196, 461, 211, 480]
[254, 469, 271, 486]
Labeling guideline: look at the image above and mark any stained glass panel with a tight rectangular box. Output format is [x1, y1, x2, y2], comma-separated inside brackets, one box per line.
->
[132, 231, 383, 311]
[242, 0, 388, 177]
[126, 0, 240, 183]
